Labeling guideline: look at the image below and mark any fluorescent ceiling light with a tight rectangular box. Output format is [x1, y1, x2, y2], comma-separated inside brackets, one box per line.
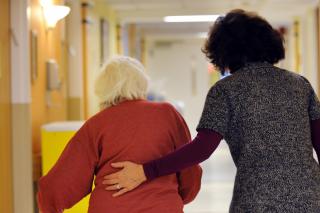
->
[164, 15, 220, 23]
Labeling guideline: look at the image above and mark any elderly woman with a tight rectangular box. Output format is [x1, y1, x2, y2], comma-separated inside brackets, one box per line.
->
[103, 10, 320, 212]
[37, 56, 202, 213]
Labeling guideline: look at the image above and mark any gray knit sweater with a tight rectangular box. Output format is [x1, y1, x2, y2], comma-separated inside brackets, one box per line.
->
[197, 62, 320, 212]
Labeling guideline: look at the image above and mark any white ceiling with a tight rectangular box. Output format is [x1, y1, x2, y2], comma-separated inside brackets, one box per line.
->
[103, 0, 319, 23]
[101, 0, 319, 36]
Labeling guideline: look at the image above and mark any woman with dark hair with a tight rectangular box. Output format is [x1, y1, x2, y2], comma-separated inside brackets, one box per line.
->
[102, 9, 320, 212]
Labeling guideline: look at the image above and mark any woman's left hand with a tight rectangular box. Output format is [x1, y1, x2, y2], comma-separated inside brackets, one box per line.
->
[102, 161, 147, 197]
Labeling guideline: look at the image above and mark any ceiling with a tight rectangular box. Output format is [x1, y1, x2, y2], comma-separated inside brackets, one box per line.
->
[104, 0, 319, 23]
[102, 0, 319, 37]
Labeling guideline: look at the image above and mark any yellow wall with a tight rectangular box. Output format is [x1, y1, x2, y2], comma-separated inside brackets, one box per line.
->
[0, 0, 13, 211]
[30, 0, 68, 179]
[94, 2, 118, 57]
[86, 1, 118, 117]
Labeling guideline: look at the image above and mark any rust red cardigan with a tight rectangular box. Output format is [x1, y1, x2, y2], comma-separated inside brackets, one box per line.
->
[37, 100, 202, 213]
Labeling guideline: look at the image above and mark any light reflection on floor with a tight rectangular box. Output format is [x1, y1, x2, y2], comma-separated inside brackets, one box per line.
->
[184, 141, 236, 213]
[184, 182, 234, 213]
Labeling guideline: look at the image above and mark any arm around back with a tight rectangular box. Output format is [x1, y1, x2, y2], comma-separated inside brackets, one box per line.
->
[167, 105, 203, 204]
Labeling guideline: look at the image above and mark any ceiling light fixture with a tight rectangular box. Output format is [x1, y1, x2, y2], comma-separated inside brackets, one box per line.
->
[163, 15, 220, 23]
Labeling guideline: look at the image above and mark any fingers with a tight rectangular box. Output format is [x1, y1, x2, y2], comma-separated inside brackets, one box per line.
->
[111, 161, 129, 168]
[105, 184, 121, 191]
[104, 172, 120, 180]
[112, 188, 130, 197]
[102, 179, 119, 185]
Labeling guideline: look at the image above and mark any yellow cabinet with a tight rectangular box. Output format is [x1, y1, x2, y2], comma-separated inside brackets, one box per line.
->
[41, 121, 89, 213]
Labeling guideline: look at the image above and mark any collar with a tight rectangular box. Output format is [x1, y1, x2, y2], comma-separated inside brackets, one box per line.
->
[236, 62, 275, 73]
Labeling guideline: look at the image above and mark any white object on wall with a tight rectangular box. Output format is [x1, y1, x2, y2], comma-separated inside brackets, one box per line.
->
[46, 59, 61, 90]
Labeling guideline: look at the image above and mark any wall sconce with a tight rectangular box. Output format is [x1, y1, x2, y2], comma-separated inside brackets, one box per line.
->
[42, 3, 70, 29]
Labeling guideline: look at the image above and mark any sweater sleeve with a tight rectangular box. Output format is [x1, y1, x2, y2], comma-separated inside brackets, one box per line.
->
[302, 76, 320, 120]
[143, 128, 223, 181]
[167, 107, 203, 204]
[311, 119, 320, 162]
[37, 121, 99, 213]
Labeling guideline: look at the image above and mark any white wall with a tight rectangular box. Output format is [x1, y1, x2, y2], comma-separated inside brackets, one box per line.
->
[86, 8, 101, 116]
[66, 0, 83, 99]
[146, 37, 209, 136]
[272, 7, 318, 94]
[300, 8, 319, 92]
[11, 0, 31, 104]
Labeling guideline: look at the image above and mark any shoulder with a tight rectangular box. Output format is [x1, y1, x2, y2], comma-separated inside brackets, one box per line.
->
[129, 100, 178, 113]
[214, 75, 233, 87]
[151, 102, 186, 122]
[154, 102, 180, 116]
[157, 101, 176, 111]
[209, 73, 243, 93]
[205, 78, 231, 99]
[279, 68, 304, 81]
[278, 68, 313, 91]
[85, 109, 106, 125]
[217, 67, 310, 89]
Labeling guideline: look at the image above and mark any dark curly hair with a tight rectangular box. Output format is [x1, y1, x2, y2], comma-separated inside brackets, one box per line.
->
[203, 9, 285, 74]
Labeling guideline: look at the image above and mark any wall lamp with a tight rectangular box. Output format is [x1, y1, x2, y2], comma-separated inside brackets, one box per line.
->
[41, 0, 70, 29]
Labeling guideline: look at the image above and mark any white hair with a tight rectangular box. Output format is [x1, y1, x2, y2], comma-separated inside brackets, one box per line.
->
[95, 56, 149, 109]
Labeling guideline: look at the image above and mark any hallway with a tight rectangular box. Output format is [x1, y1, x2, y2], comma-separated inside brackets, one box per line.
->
[1, 0, 320, 212]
